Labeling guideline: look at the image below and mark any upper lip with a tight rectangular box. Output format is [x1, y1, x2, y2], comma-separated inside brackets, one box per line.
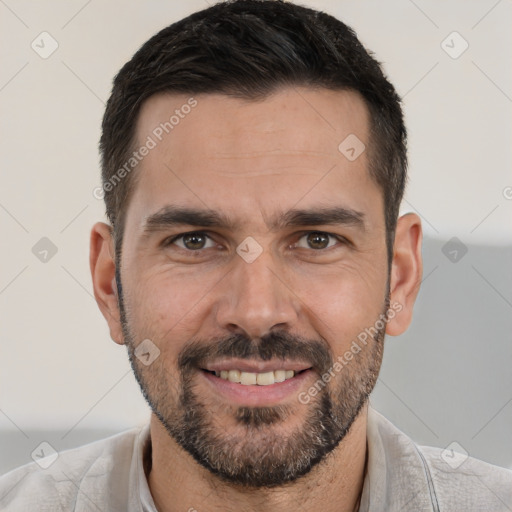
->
[202, 359, 312, 373]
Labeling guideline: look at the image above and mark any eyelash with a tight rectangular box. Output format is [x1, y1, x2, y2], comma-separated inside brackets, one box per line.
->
[162, 231, 348, 252]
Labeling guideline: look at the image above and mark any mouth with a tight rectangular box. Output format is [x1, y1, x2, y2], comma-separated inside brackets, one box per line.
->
[202, 368, 308, 386]
[199, 359, 314, 406]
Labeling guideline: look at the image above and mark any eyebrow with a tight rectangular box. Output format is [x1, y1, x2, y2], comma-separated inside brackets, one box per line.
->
[142, 205, 366, 234]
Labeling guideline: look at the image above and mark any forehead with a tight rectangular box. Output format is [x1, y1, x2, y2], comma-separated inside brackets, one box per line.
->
[127, 87, 382, 232]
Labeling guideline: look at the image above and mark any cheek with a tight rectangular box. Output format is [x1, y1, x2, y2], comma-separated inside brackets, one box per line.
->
[124, 267, 214, 342]
[293, 263, 387, 354]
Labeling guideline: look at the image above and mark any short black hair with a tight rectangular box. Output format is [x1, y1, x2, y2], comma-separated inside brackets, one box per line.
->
[100, 0, 407, 264]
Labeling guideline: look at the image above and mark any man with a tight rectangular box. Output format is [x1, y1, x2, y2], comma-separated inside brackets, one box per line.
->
[1, 0, 511, 510]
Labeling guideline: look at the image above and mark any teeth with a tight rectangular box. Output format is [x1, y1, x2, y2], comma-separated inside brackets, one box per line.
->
[216, 369, 298, 385]
[274, 370, 286, 383]
[228, 369, 241, 383]
[256, 371, 274, 385]
[240, 372, 257, 385]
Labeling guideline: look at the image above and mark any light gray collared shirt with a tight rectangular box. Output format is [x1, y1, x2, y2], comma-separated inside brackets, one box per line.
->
[1, 406, 511, 511]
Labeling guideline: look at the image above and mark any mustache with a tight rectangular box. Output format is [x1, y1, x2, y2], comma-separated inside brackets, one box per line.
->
[178, 330, 334, 375]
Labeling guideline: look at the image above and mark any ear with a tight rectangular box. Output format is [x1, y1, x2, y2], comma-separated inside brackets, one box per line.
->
[386, 213, 423, 336]
[89, 222, 124, 345]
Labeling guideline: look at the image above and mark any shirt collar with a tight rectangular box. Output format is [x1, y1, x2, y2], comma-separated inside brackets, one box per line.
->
[358, 405, 437, 512]
[134, 423, 158, 512]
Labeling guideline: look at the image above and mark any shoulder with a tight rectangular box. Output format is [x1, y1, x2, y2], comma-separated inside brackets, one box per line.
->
[0, 426, 145, 512]
[417, 444, 512, 510]
[366, 406, 512, 511]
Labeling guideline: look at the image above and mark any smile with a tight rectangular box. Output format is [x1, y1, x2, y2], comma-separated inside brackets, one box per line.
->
[210, 369, 301, 386]
[200, 362, 313, 406]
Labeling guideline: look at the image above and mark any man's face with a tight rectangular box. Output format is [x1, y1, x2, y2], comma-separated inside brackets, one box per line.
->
[117, 87, 389, 486]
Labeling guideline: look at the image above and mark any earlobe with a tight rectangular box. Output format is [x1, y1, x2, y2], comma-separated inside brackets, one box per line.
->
[89, 222, 125, 345]
[386, 213, 423, 336]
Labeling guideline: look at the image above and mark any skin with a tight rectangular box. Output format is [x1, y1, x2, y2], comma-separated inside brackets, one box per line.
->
[90, 87, 422, 512]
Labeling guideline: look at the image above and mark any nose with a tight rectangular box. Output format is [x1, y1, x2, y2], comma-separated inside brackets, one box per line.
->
[214, 250, 300, 339]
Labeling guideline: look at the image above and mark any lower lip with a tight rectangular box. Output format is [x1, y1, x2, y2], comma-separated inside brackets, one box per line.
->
[201, 369, 313, 407]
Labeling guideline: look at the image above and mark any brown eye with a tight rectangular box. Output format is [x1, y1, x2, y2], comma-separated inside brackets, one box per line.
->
[306, 232, 330, 249]
[170, 232, 215, 251]
[295, 231, 339, 250]
[183, 233, 206, 250]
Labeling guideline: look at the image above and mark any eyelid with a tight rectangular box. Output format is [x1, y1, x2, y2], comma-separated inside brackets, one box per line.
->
[163, 230, 214, 248]
[293, 231, 348, 249]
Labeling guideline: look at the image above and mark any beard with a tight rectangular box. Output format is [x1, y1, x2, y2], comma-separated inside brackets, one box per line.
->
[117, 269, 387, 488]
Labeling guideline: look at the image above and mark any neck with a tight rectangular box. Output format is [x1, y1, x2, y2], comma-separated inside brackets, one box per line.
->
[147, 403, 368, 512]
